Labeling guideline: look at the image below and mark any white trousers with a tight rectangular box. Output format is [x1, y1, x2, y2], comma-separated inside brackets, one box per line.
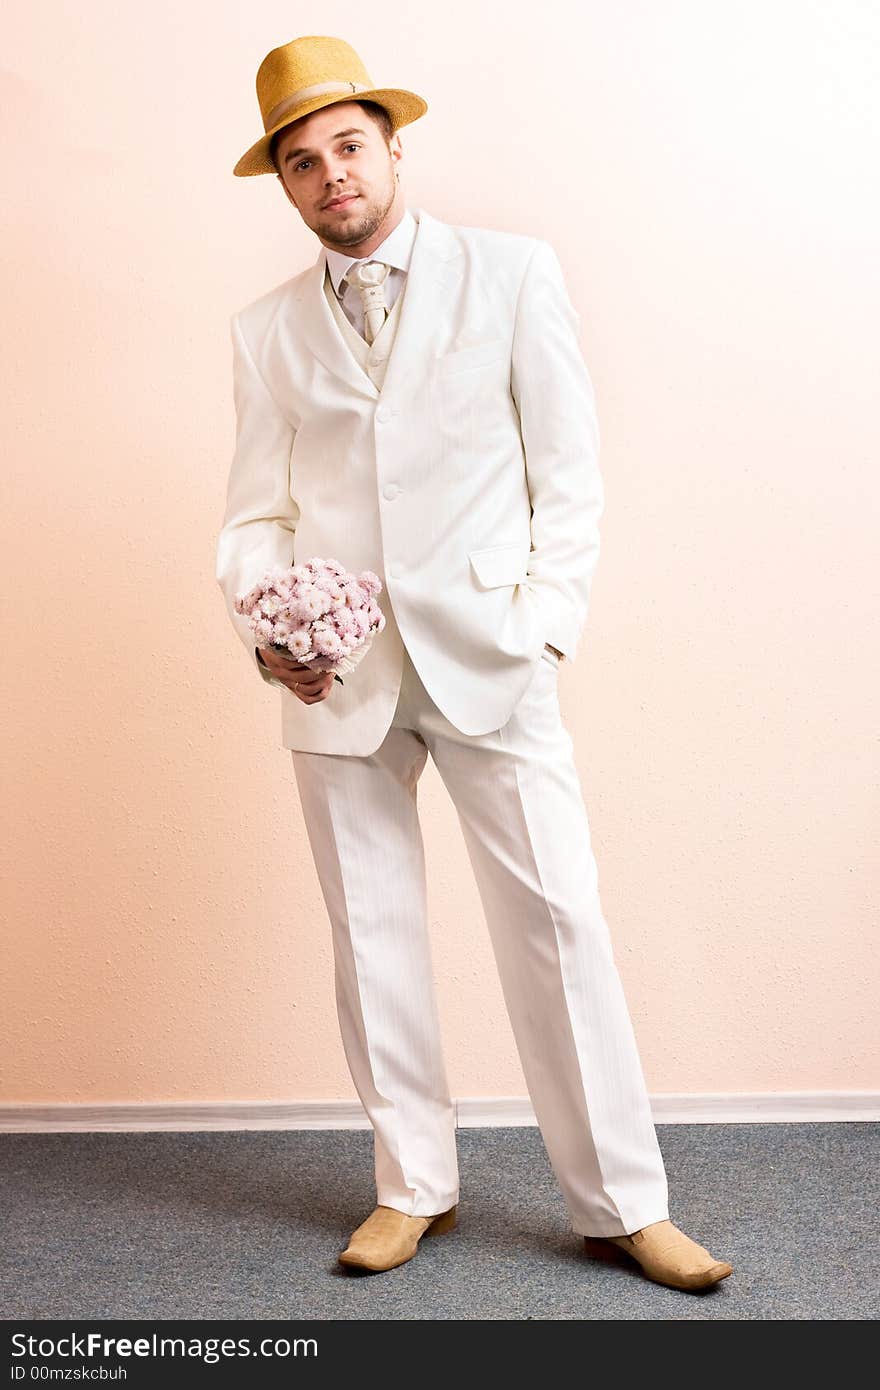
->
[291, 643, 669, 1237]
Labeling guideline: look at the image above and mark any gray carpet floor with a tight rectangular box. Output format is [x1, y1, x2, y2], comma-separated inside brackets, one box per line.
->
[1, 1123, 877, 1320]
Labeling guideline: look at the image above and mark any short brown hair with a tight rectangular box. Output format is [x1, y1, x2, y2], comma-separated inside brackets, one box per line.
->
[271, 99, 394, 173]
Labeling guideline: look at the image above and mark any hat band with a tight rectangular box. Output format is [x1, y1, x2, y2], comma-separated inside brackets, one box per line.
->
[265, 80, 371, 133]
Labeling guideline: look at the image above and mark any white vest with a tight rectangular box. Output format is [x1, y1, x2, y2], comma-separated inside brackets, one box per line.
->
[322, 262, 406, 393]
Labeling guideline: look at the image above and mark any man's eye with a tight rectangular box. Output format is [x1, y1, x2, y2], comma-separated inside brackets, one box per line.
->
[296, 144, 359, 172]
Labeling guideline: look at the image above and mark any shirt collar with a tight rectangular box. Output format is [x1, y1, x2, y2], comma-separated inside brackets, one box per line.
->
[324, 206, 417, 297]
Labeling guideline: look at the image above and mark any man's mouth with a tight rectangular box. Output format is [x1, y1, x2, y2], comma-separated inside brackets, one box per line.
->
[323, 194, 359, 211]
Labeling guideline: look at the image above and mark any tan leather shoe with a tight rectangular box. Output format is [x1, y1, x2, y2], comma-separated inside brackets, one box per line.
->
[338, 1203, 458, 1272]
[585, 1219, 733, 1292]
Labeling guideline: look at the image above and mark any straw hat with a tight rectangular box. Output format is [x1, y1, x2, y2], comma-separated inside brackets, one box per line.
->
[234, 35, 428, 177]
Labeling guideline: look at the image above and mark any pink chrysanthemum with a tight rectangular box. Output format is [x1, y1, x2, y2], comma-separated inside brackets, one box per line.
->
[284, 627, 313, 658]
[310, 621, 345, 658]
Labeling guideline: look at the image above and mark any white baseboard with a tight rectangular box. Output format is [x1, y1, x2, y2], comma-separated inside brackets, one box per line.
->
[0, 1091, 877, 1132]
[459, 1092, 880, 1125]
[648, 1092, 880, 1124]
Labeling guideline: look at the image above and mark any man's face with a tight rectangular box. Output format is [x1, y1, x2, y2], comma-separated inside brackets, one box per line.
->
[274, 102, 403, 249]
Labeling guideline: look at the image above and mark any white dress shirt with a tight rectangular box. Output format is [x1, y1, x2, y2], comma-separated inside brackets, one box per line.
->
[324, 206, 417, 339]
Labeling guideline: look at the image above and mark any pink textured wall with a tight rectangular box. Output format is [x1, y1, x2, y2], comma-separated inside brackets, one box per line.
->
[2, 2, 877, 1105]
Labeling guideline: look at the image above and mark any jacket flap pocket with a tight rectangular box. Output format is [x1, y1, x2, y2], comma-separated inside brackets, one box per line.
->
[468, 542, 529, 589]
[438, 337, 507, 377]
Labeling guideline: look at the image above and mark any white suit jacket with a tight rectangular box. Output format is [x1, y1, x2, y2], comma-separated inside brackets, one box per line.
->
[216, 206, 603, 755]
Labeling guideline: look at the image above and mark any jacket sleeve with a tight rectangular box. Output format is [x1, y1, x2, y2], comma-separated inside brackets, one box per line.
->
[511, 239, 604, 660]
[215, 311, 300, 689]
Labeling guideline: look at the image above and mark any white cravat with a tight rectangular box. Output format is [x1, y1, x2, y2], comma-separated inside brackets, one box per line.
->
[325, 207, 417, 337]
[343, 261, 391, 345]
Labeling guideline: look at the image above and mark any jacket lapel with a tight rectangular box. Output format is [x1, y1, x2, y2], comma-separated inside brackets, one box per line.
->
[289, 207, 464, 401]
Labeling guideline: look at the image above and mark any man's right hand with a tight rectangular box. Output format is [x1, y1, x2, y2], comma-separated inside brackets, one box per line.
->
[257, 648, 337, 704]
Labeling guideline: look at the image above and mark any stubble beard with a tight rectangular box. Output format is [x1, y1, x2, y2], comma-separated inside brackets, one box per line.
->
[315, 174, 396, 250]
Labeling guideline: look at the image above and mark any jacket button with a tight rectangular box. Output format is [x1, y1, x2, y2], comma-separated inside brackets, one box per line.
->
[376, 405, 392, 422]
[382, 483, 401, 500]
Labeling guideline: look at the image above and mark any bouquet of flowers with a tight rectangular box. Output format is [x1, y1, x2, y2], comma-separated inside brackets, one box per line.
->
[234, 557, 386, 686]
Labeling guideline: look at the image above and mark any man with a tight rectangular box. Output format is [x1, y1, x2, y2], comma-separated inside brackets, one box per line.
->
[217, 35, 732, 1293]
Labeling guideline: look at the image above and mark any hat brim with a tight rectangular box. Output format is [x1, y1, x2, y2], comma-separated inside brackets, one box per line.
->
[233, 87, 428, 177]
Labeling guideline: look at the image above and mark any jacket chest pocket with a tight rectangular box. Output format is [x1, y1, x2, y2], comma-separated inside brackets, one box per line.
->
[437, 337, 508, 377]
